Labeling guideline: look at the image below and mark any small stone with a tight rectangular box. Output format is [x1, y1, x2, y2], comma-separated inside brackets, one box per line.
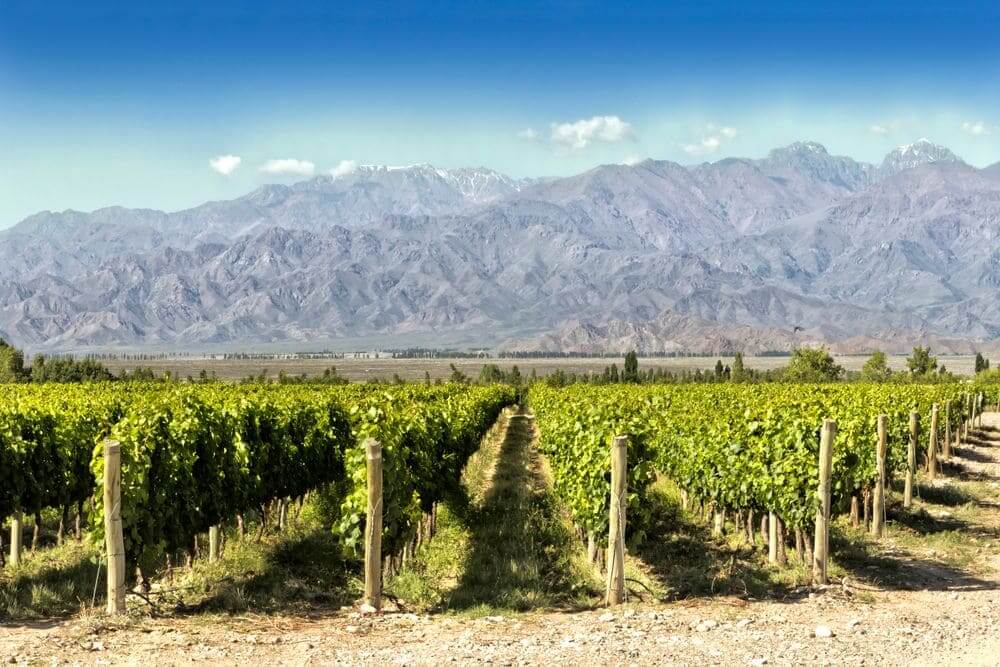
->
[736, 619, 752, 629]
[598, 612, 615, 622]
[345, 625, 361, 634]
[359, 603, 378, 614]
[696, 620, 718, 632]
[848, 619, 862, 629]
[622, 608, 635, 618]
[485, 615, 505, 623]
[750, 659, 768, 666]
[950, 592, 959, 600]
[814, 625, 834, 639]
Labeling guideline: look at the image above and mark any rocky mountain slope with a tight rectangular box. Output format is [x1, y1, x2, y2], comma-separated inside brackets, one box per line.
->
[2, 140, 996, 353]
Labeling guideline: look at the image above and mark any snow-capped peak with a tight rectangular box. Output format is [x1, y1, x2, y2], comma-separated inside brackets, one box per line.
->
[879, 139, 963, 177]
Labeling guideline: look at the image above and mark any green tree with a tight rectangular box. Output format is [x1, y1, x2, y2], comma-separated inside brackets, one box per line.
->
[906, 346, 937, 376]
[783, 346, 843, 382]
[623, 351, 639, 383]
[0, 338, 27, 383]
[975, 352, 990, 374]
[731, 352, 746, 382]
[714, 359, 725, 380]
[478, 363, 505, 384]
[609, 363, 620, 383]
[860, 350, 892, 382]
[449, 363, 469, 383]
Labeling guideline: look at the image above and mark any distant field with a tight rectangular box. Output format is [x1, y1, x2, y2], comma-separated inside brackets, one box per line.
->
[101, 354, 981, 381]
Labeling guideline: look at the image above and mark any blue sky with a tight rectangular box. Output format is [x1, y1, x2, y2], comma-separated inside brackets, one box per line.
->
[2, 0, 999, 227]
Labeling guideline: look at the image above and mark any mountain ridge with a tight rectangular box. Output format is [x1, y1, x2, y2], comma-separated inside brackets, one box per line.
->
[4, 140, 999, 354]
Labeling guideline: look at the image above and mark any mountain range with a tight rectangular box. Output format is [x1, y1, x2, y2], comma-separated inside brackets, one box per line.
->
[3, 138, 1000, 354]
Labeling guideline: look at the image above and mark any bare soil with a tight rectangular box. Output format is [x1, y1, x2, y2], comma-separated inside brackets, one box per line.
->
[4, 413, 1000, 666]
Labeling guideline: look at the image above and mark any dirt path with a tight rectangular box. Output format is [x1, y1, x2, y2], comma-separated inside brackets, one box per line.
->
[4, 412, 1000, 665]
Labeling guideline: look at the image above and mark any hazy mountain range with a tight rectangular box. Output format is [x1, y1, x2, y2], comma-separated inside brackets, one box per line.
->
[4, 138, 1000, 354]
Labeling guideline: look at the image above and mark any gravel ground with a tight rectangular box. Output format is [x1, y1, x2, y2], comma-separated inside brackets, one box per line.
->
[3, 413, 999, 666]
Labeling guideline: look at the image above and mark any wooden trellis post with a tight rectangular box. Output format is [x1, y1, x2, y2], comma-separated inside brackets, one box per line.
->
[364, 438, 383, 611]
[9, 510, 22, 567]
[606, 435, 627, 605]
[927, 404, 939, 481]
[871, 415, 887, 538]
[813, 419, 836, 585]
[904, 411, 918, 508]
[104, 440, 126, 614]
[209, 525, 220, 562]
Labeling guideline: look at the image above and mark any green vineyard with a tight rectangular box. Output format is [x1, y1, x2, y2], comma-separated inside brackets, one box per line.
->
[531, 384, 987, 557]
[1, 383, 514, 576]
[0, 378, 994, 613]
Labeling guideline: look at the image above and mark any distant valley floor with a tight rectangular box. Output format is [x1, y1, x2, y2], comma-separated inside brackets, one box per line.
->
[100, 354, 983, 381]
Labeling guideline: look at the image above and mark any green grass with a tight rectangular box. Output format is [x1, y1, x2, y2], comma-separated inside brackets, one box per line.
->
[392, 409, 602, 614]
[1, 504, 360, 621]
[626, 479, 813, 602]
[0, 539, 102, 620]
[149, 505, 360, 616]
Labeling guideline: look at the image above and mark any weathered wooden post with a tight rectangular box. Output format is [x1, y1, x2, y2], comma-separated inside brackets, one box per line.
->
[768, 511, 779, 563]
[927, 404, 939, 481]
[943, 401, 952, 461]
[904, 411, 918, 508]
[813, 419, 836, 585]
[104, 440, 126, 615]
[208, 525, 220, 562]
[606, 435, 627, 605]
[364, 438, 383, 611]
[712, 506, 725, 537]
[9, 510, 22, 567]
[964, 393, 972, 440]
[871, 415, 888, 538]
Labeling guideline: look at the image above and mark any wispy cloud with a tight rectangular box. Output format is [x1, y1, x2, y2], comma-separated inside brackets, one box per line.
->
[682, 124, 738, 156]
[209, 154, 242, 175]
[621, 154, 645, 166]
[550, 115, 634, 150]
[517, 128, 540, 141]
[259, 158, 316, 176]
[869, 119, 901, 136]
[962, 120, 991, 136]
[329, 159, 358, 178]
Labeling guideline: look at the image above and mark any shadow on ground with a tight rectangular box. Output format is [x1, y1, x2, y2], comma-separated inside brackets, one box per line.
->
[631, 486, 797, 602]
[830, 524, 997, 593]
[0, 543, 103, 621]
[443, 414, 601, 612]
[173, 527, 358, 616]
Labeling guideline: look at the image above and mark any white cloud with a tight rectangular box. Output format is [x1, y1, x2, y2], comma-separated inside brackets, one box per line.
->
[682, 124, 738, 156]
[259, 158, 316, 177]
[209, 154, 242, 176]
[517, 128, 540, 141]
[962, 121, 990, 136]
[621, 155, 645, 166]
[329, 159, 358, 178]
[869, 119, 902, 136]
[550, 115, 634, 150]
